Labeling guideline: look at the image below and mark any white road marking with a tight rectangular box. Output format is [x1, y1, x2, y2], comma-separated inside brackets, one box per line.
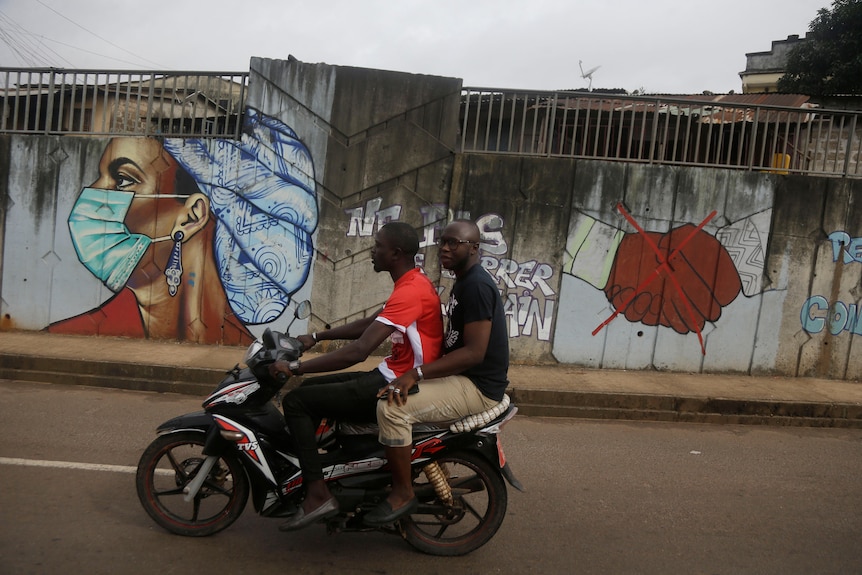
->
[0, 456, 172, 476]
[0, 456, 137, 473]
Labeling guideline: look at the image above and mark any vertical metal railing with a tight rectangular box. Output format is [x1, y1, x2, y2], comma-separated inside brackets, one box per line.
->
[2, 70, 860, 178]
[0, 68, 248, 138]
[458, 88, 862, 178]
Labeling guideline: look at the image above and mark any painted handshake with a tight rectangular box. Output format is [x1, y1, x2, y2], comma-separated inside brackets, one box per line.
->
[604, 224, 742, 335]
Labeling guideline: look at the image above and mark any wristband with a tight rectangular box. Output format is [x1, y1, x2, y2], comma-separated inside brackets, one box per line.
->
[415, 366, 424, 381]
[311, 332, 318, 342]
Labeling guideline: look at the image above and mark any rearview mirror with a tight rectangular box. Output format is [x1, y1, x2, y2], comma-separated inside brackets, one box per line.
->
[294, 300, 312, 320]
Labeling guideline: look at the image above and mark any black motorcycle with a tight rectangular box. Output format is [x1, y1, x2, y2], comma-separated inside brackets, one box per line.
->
[135, 305, 523, 556]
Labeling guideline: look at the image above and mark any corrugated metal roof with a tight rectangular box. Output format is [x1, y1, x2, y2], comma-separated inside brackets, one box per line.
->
[675, 93, 811, 107]
[546, 93, 816, 124]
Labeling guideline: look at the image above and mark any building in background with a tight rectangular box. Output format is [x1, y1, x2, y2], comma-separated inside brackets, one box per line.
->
[739, 34, 807, 94]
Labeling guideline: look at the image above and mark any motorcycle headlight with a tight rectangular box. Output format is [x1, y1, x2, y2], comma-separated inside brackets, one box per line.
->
[243, 339, 264, 365]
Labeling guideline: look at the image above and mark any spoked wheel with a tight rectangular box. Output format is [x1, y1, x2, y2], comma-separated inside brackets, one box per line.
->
[136, 430, 249, 537]
[402, 450, 508, 556]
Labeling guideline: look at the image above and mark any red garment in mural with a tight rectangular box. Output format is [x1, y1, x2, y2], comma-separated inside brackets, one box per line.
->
[47, 288, 254, 346]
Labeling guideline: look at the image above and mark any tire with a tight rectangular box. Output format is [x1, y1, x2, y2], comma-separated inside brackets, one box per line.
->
[402, 450, 508, 556]
[136, 430, 249, 537]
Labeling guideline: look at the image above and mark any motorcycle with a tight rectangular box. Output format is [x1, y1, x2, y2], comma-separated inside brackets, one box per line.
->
[135, 303, 523, 556]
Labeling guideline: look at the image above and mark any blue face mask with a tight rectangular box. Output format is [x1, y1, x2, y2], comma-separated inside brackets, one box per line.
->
[68, 188, 181, 292]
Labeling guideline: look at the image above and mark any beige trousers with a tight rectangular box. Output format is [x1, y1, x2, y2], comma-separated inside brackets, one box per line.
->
[376, 375, 499, 446]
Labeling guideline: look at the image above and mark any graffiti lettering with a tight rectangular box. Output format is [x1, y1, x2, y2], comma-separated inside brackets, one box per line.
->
[344, 197, 402, 237]
[503, 294, 554, 339]
[802, 232, 862, 337]
[476, 213, 508, 255]
[800, 295, 862, 335]
[481, 257, 554, 296]
[482, 255, 556, 341]
[828, 231, 862, 264]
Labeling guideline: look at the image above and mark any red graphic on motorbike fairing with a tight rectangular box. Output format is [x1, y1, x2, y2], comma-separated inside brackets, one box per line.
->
[411, 435, 447, 463]
[213, 415, 276, 484]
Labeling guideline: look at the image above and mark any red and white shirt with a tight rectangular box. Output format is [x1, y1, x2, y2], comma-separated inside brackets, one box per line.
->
[375, 268, 443, 381]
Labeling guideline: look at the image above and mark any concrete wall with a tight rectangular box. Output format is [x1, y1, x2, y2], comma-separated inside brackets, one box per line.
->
[453, 157, 862, 380]
[1, 57, 861, 380]
[245, 58, 462, 329]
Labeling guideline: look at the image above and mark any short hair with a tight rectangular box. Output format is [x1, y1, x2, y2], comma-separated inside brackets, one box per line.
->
[380, 222, 419, 257]
[446, 219, 481, 243]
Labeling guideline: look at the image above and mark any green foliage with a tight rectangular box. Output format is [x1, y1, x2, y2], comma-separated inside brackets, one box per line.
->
[777, 0, 862, 95]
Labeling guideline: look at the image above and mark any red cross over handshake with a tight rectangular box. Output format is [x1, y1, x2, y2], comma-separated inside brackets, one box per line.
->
[603, 224, 742, 336]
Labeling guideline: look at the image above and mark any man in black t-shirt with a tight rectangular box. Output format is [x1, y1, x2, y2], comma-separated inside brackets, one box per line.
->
[443, 255, 510, 400]
[365, 219, 510, 526]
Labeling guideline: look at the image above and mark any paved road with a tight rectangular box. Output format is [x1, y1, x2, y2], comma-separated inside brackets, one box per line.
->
[1, 380, 861, 574]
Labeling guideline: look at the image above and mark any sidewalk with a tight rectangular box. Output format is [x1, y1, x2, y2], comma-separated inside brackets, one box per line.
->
[1, 330, 861, 428]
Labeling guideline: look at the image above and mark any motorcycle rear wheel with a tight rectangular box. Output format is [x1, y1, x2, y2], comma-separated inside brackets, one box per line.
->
[136, 430, 249, 537]
[402, 450, 508, 556]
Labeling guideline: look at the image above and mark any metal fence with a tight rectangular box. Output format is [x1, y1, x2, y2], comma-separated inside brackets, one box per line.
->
[460, 88, 862, 178]
[2, 68, 860, 178]
[0, 68, 248, 138]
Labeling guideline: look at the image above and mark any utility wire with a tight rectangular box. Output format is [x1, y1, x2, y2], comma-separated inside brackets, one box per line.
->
[0, 10, 74, 67]
[32, 0, 167, 68]
[12, 30, 164, 68]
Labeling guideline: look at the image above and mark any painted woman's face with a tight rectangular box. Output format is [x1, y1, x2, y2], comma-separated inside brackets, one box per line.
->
[89, 138, 184, 241]
[90, 137, 180, 195]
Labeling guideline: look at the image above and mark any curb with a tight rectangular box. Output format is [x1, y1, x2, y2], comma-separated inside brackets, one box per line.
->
[0, 353, 219, 397]
[508, 388, 862, 428]
[3, 351, 862, 428]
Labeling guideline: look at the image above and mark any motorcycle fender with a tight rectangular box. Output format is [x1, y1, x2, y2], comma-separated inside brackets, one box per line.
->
[501, 461, 525, 492]
[155, 410, 213, 434]
[419, 432, 499, 468]
[493, 435, 525, 492]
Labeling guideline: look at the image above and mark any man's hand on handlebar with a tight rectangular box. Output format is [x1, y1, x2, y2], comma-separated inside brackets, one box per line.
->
[269, 360, 295, 383]
[296, 334, 316, 350]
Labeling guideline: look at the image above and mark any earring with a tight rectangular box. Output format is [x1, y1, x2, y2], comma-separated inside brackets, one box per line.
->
[165, 231, 184, 296]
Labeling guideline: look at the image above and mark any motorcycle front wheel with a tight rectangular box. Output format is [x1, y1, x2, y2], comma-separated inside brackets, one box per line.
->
[402, 450, 508, 556]
[136, 430, 249, 537]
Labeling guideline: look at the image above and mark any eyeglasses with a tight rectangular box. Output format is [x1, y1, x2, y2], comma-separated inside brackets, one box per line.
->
[436, 237, 477, 249]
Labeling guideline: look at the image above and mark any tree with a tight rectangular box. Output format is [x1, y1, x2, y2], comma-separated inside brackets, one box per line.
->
[778, 0, 862, 96]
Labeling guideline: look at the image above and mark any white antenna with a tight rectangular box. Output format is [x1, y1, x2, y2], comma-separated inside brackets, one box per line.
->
[579, 60, 601, 92]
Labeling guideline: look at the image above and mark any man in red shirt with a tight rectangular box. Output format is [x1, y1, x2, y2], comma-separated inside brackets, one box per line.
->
[269, 221, 443, 531]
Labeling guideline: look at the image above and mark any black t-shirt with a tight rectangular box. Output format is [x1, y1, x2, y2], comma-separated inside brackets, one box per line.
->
[444, 263, 509, 401]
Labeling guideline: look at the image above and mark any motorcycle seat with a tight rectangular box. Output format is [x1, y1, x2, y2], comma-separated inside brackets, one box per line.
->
[337, 394, 513, 437]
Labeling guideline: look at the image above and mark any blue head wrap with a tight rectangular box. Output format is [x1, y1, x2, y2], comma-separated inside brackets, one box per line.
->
[163, 108, 318, 324]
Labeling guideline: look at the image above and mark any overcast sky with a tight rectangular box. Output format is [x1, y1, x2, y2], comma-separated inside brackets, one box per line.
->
[0, 0, 829, 94]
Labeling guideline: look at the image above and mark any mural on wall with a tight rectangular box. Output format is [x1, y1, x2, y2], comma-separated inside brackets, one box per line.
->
[555, 197, 777, 367]
[800, 230, 862, 336]
[572, 204, 742, 353]
[342, 200, 556, 341]
[48, 108, 318, 344]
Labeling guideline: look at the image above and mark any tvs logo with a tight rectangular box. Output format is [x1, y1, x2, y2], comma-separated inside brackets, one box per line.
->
[212, 414, 276, 483]
[237, 440, 259, 452]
